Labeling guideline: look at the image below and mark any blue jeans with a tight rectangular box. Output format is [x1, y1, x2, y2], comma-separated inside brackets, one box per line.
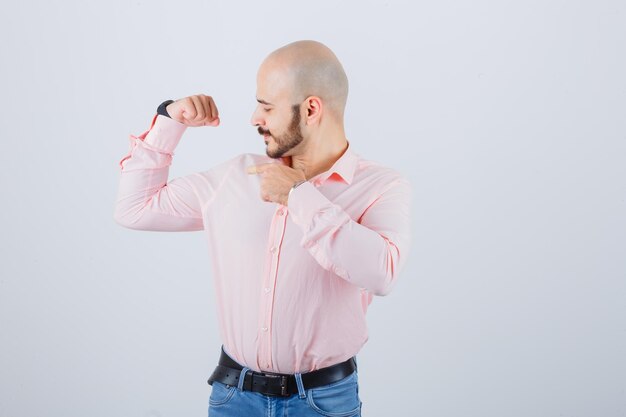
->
[208, 368, 362, 417]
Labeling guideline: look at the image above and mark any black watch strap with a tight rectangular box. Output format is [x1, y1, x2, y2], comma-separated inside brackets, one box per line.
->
[157, 100, 175, 118]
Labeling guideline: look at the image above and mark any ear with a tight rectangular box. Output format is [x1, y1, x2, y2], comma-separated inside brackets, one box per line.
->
[303, 96, 323, 125]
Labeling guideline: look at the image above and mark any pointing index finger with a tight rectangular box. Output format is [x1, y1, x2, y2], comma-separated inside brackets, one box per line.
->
[247, 163, 274, 175]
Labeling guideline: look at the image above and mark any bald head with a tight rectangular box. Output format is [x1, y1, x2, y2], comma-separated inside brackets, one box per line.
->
[259, 40, 349, 120]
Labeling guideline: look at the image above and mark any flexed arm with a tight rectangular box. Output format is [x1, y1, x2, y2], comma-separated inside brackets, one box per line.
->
[113, 95, 220, 231]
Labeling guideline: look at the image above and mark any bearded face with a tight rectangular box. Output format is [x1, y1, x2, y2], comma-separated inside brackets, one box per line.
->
[257, 105, 303, 159]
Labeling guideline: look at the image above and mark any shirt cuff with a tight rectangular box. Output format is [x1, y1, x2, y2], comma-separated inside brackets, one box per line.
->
[288, 181, 348, 230]
[143, 114, 188, 153]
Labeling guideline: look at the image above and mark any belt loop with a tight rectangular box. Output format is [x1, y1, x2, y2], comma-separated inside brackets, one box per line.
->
[294, 372, 306, 399]
[236, 367, 250, 391]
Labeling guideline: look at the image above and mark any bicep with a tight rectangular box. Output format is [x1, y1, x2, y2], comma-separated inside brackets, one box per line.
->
[114, 174, 205, 232]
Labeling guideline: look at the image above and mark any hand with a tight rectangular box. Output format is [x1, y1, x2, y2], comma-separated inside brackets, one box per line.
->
[247, 161, 307, 206]
[166, 94, 220, 127]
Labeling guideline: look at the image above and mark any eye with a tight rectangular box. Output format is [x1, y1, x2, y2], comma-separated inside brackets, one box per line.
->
[263, 107, 272, 112]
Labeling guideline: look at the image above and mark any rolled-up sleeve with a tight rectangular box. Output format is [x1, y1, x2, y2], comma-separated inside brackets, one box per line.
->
[113, 114, 204, 232]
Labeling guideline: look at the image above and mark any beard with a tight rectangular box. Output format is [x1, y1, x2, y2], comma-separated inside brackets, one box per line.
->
[258, 105, 304, 159]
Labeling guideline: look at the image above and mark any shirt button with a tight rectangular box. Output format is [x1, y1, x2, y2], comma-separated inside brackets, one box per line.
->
[261, 327, 268, 332]
[264, 287, 271, 293]
[277, 209, 285, 216]
[270, 246, 277, 253]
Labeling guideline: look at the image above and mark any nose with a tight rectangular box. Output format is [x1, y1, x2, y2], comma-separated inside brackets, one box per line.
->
[250, 106, 264, 127]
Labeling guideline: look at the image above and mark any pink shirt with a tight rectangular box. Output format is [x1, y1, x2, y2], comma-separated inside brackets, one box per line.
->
[114, 114, 412, 374]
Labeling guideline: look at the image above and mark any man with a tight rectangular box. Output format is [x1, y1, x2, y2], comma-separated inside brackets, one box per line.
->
[114, 40, 411, 416]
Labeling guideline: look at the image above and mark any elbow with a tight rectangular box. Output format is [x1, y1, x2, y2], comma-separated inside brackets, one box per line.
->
[114, 213, 149, 231]
[367, 240, 403, 296]
[365, 260, 399, 298]
[113, 194, 154, 229]
[333, 263, 396, 297]
[113, 211, 132, 229]
[113, 206, 140, 229]
[368, 275, 396, 297]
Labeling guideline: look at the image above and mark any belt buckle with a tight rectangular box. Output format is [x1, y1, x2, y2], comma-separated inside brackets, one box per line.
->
[279, 375, 288, 397]
[263, 372, 290, 397]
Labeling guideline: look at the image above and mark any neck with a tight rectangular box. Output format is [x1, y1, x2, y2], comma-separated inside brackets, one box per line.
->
[287, 127, 348, 180]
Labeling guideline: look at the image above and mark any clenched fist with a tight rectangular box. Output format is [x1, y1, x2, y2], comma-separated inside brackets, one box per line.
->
[166, 94, 220, 127]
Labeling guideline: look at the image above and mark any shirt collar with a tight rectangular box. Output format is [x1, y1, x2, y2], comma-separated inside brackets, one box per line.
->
[311, 140, 359, 185]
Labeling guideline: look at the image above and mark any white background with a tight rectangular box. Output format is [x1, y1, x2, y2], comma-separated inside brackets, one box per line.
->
[1, 0, 625, 416]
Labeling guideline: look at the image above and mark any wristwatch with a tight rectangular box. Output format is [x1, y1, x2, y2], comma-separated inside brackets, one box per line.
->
[288, 180, 307, 201]
[157, 99, 174, 118]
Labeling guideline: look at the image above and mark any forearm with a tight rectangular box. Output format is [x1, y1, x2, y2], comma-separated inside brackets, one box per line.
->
[288, 179, 412, 296]
[114, 114, 203, 231]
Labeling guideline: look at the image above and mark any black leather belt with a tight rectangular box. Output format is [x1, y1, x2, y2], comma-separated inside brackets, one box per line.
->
[207, 347, 357, 397]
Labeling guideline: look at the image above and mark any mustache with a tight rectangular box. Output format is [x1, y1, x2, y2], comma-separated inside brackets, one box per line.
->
[258, 127, 270, 136]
